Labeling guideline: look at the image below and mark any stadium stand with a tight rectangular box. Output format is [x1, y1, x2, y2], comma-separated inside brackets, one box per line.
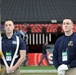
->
[1, 0, 76, 24]
[1, 0, 76, 67]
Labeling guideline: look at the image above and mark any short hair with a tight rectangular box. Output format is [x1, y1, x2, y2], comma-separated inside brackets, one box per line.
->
[62, 18, 73, 24]
[4, 19, 14, 25]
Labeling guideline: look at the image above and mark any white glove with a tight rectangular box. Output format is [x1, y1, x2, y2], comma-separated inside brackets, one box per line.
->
[58, 64, 68, 71]
[58, 70, 65, 75]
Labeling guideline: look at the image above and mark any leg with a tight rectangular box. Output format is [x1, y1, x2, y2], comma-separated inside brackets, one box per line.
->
[38, 55, 45, 65]
[0, 65, 8, 75]
[14, 68, 21, 75]
[65, 68, 76, 75]
[45, 55, 50, 65]
[7, 67, 21, 75]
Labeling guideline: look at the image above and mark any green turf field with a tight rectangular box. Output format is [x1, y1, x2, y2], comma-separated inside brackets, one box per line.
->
[20, 65, 56, 70]
[22, 73, 57, 75]
[20, 65, 57, 75]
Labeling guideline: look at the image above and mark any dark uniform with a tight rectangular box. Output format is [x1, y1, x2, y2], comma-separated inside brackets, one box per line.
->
[1, 34, 26, 75]
[53, 33, 76, 75]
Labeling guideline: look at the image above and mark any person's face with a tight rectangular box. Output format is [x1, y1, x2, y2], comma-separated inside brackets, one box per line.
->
[62, 19, 74, 32]
[4, 20, 14, 34]
[15, 27, 19, 31]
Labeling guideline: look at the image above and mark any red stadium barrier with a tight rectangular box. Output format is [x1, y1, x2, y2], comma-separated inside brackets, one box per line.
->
[14, 24, 76, 33]
[28, 53, 53, 66]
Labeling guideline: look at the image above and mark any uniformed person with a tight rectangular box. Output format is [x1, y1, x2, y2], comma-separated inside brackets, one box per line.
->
[53, 19, 76, 75]
[0, 19, 26, 75]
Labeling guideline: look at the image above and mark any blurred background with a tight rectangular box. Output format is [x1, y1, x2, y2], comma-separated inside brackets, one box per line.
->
[1, 0, 76, 75]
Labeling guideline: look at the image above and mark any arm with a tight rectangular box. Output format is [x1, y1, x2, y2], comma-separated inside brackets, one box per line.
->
[69, 59, 76, 68]
[6, 50, 26, 72]
[68, 46, 76, 68]
[13, 50, 26, 69]
[20, 30, 25, 37]
[53, 42, 60, 69]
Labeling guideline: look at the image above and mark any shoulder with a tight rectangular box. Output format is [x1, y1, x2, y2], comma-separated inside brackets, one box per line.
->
[71, 33, 76, 41]
[72, 33, 76, 37]
[54, 35, 64, 50]
[17, 36, 26, 50]
[55, 35, 64, 44]
[17, 36, 25, 44]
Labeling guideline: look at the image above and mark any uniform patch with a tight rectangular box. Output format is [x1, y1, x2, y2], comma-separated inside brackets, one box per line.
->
[12, 41, 17, 44]
[68, 41, 73, 46]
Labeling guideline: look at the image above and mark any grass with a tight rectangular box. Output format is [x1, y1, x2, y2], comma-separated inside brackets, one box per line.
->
[20, 65, 57, 75]
[22, 73, 57, 75]
[20, 65, 56, 70]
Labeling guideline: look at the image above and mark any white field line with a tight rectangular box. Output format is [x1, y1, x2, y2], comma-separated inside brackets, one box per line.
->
[20, 70, 57, 73]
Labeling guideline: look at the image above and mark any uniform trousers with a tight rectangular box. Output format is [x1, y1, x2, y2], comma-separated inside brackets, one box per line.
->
[58, 68, 76, 75]
[0, 65, 21, 75]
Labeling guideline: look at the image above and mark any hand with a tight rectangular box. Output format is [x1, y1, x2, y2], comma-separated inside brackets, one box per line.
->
[58, 70, 65, 75]
[58, 64, 68, 71]
[6, 66, 15, 73]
